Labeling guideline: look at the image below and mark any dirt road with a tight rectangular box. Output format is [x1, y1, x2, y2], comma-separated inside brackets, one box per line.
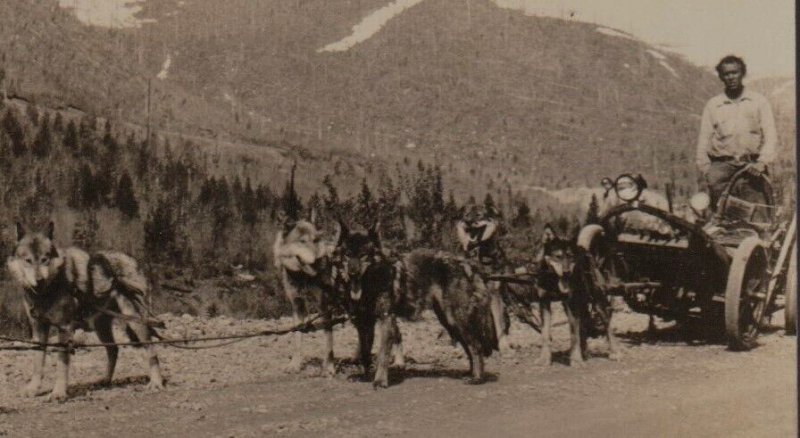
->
[0, 311, 796, 437]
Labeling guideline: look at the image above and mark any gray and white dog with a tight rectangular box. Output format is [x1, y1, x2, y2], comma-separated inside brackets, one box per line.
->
[7, 222, 164, 401]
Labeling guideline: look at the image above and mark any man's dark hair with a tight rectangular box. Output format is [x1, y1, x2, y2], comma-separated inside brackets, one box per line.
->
[715, 55, 747, 76]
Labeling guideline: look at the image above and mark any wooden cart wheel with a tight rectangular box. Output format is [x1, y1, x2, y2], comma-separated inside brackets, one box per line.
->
[785, 245, 797, 334]
[725, 236, 769, 350]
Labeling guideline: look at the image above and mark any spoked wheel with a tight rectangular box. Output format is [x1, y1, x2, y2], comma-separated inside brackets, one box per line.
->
[785, 245, 797, 335]
[725, 236, 769, 350]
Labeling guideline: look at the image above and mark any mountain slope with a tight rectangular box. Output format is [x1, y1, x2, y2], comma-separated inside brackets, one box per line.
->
[6, 1, 789, 203]
[130, 0, 720, 193]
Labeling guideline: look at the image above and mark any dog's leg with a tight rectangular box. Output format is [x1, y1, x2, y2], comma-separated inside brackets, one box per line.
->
[115, 294, 164, 391]
[351, 334, 363, 364]
[465, 343, 486, 384]
[22, 320, 49, 398]
[563, 300, 585, 367]
[286, 305, 307, 373]
[373, 314, 392, 388]
[605, 305, 622, 361]
[647, 312, 657, 344]
[356, 316, 375, 377]
[320, 294, 336, 377]
[389, 315, 405, 367]
[283, 273, 306, 374]
[431, 296, 475, 382]
[48, 327, 72, 402]
[94, 315, 118, 385]
[536, 300, 553, 366]
[142, 341, 165, 390]
[490, 281, 512, 356]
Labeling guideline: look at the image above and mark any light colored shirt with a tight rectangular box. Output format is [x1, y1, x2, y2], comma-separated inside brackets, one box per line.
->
[695, 89, 778, 172]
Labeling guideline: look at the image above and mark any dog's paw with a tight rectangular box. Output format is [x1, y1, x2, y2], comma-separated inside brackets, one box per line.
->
[463, 376, 486, 385]
[283, 359, 304, 374]
[20, 382, 41, 398]
[498, 338, 515, 357]
[146, 379, 165, 391]
[346, 373, 367, 383]
[608, 351, 623, 362]
[569, 357, 586, 368]
[535, 352, 552, 367]
[322, 359, 336, 378]
[46, 388, 68, 403]
[372, 379, 389, 390]
[392, 353, 406, 368]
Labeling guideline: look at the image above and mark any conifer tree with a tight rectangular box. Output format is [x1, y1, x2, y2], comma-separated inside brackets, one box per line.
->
[281, 162, 302, 221]
[241, 178, 258, 226]
[64, 120, 79, 153]
[115, 172, 139, 219]
[355, 177, 374, 227]
[586, 194, 600, 225]
[31, 114, 52, 158]
[26, 103, 39, 126]
[512, 199, 532, 228]
[2, 109, 26, 157]
[53, 112, 64, 133]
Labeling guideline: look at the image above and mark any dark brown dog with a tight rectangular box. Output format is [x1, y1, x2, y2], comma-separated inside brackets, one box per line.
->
[330, 222, 405, 388]
[532, 225, 621, 366]
[400, 249, 500, 384]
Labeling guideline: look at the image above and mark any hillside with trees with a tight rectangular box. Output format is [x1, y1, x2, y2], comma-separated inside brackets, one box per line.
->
[4, 0, 774, 201]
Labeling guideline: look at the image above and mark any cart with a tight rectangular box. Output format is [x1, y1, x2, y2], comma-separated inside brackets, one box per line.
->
[576, 168, 796, 350]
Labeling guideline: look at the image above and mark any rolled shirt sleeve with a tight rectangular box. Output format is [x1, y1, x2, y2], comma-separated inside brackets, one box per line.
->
[757, 96, 778, 165]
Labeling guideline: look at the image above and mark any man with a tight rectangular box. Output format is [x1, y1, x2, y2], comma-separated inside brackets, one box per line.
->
[696, 55, 778, 212]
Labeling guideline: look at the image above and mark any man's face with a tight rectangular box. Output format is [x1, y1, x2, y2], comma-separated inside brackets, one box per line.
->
[718, 62, 744, 91]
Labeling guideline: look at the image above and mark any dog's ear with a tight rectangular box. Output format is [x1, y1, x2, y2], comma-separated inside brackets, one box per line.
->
[334, 220, 348, 246]
[369, 221, 382, 247]
[456, 220, 471, 251]
[46, 221, 55, 240]
[541, 224, 558, 244]
[15, 222, 25, 242]
[309, 207, 317, 226]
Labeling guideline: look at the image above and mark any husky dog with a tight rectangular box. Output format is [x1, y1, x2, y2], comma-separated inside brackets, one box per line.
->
[455, 205, 512, 355]
[533, 225, 621, 366]
[7, 223, 164, 401]
[272, 219, 342, 375]
[401, 249, 501, 384]
[330, 222, 405, 388]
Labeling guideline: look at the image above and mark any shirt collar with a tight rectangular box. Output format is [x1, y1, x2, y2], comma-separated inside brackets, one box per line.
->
[718, 89, 754, 105]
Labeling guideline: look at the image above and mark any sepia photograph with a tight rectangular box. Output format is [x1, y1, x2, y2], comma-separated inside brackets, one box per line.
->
[0, 0, 796, 436]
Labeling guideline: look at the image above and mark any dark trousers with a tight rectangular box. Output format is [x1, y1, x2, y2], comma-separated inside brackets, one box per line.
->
[706, 161, 770, 219]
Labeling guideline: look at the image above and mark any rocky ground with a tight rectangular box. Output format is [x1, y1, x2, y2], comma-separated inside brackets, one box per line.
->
[0, 307, 796, 437]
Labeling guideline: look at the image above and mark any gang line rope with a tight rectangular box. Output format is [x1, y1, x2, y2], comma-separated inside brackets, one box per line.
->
[0, 312, 349, 353]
